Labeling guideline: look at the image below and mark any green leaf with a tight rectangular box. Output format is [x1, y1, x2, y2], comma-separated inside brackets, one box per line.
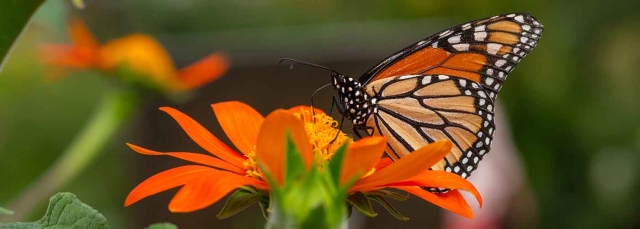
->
[0, 192, 109, 229]
[284, 131, 305, 185]
[0, 207, 13, 215]
[326, 142, 349, 187]
[368, 195, 409, 221]
[346, 192, 377, 217]
[145, 223, 178, 229]
[217, 188, 263, 219]
[366, 189, 410, 201]
[0, 0, 45, 71]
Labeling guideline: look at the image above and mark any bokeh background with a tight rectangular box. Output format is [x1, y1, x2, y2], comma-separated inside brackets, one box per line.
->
[1, 0, 640, 228]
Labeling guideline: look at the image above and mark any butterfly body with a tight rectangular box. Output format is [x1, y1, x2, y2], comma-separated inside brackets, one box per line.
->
[328, 12, 543, 188]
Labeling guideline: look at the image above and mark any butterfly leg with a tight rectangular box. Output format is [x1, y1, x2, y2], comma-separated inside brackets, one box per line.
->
[329, 95, 346, 116]
[329, 113, 346, 144]
[352, 125, 374, 139]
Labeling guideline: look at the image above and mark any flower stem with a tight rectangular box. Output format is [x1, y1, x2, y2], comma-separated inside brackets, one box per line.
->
[1, 87, 139, 222]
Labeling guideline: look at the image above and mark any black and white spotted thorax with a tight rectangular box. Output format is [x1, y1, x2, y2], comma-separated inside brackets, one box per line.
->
[331, 73, 376, 125]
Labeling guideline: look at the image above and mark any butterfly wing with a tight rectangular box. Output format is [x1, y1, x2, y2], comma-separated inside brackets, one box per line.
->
[359, 12, 543, 100]
[364, 75, 494, 181]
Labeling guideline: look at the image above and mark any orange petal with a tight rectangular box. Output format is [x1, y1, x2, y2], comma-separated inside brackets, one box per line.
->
[39, 44, 99, 69]
[374, 157, 393, 170]
[340, 136, 387, 185]
[176, 52, 229, 91]
[383, 170, 482, 208]
[211, 101, 264, 156]
[351, 140, 452, 191]
[393, 186, 474, 218]
[168, 168, 269, 212]
[68, 17, 99, 49]
[125, 165, 212, 207]
[287, 105, 325, 114]
[126, 143, 246, 175]
[255, 109, 312, 185]
[159, 107, 246, 168]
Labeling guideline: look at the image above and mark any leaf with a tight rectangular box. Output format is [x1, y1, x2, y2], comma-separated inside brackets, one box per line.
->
[346, 192, 376, 217]
[0, 0, 45, 71]
[284, 131, 305, 185]
[145, 223, 178, 229]
[326, 142, 348, 188]
[0, 192, 109, 229]
[217, 188, 263, 219]
[0, 207, 13, 215]
[366, 189, 410, 201]
[368, 195, 409, 221]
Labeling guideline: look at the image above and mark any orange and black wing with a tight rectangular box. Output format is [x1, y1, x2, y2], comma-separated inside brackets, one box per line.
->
[364, 75, 494, 186]
[359, 13, 543, 100]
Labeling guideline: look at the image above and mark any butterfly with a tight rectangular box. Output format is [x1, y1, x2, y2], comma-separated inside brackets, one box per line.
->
[284, 12, 543, 192]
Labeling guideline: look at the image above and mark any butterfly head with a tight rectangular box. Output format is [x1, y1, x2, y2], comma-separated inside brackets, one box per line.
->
[331, 73, 374, 125]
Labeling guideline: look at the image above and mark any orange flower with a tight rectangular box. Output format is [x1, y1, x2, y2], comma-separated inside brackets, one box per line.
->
[256, 108, 483, 218]
[125, 101, 481, 217]
[124, 101, 268, 212]
[39, 17, 229, 92]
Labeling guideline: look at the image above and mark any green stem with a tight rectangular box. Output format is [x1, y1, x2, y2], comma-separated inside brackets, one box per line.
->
[1, 87, 139, 222]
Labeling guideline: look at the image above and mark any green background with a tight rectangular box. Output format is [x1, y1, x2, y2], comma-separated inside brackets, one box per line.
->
[1, 0, 639, 228]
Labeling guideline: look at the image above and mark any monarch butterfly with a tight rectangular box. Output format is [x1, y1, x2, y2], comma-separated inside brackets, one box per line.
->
[285, 12, 543, 192]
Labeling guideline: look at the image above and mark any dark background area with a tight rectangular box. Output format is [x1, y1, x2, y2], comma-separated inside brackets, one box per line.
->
[1, 0, 640, 228]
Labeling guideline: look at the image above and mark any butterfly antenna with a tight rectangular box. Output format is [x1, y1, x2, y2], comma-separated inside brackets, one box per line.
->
[310, 83, 332, 116]
[279, 58, 341, 75]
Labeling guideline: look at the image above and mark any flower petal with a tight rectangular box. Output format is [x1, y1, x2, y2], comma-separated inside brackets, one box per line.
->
[393, 186, 474, 218]
[374, 157, 393, 170]
[212, 101, 264, 156]
[287, 106, 325, 114]
[168, 169, 269, 212]
[159, 107, 246, 168]
[255, 109, 312, 185]
[125, 165, 212, 207]
[68, 17, 99, 49]
[351, 140, 452, 191]
[383, 170, 482, 208]
[340, 136, 387, 185]
[176, 52, 229, 91]
[126, 143, 246, 174]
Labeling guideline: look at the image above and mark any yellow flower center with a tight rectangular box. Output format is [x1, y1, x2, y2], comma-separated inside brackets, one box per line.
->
[293, 109, 353, 165]
[243, 108, 354, 180]
[243, 147, 262, 180]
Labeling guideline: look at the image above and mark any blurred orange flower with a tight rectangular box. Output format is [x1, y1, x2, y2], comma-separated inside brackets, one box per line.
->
[39, 17, 229, 92]
[125, 101, 481, 217]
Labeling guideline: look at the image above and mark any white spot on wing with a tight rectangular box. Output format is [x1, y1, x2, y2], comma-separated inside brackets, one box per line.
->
[448, 35, 461, 44]
[422, 76, 432, 85]
[495, 59, 506, 67]
[514, 15, 525, 23]
[487, 43, 502, 55]
[437, 75, 449, 80]
[485, 77, 494, 85]
[475, 25, 486, 31]
[459, 79, 467, 87]
[452, 43, 470, 51]
[474, 32, 487, 41]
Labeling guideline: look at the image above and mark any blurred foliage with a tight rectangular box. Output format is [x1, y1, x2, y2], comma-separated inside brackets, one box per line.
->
[1, 0, 639, 229]
[0, 192, 108, 229]
[145, 223, 178, 229]
[0, 0, 43, 69]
